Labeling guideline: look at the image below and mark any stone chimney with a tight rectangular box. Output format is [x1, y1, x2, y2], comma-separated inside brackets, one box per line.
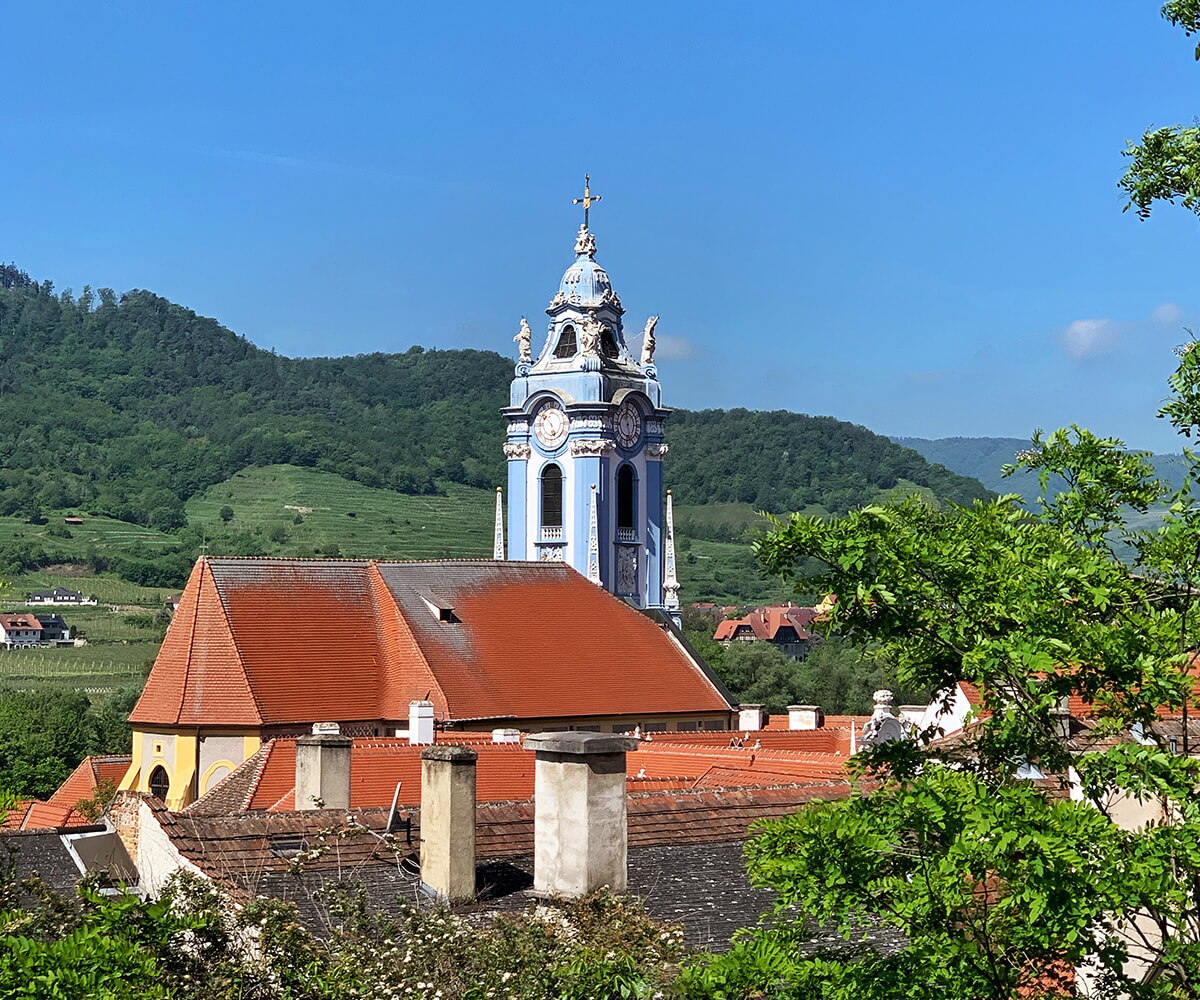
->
[524, 731, 638, 898]
[295, 724, 352, 811]
[738, 704, 765, 731]
[492, 728, 521, 744]
[788, 704, 822, 731]
[409, 700, 435, 745]
[1050, 694, 1071, 741]
[419, 745, 477, 901]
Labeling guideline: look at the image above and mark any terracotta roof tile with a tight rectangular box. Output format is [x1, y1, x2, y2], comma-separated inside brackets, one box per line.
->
[46, 755, 132, 812]
[135, 558, 732, 728]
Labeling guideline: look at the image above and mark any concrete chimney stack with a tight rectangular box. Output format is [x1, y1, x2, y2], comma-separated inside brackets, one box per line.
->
[295, 724, 352, 811]
[788, 705, 822, 731]
[524, 732, 638, 898]
[409, 700, 435, 745]
[419, 745, 477, 901]
[492, 728, 521, 744]
[738, 704, 765, 731]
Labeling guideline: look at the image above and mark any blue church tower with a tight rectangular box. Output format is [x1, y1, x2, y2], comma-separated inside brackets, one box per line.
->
[502, 181, 679, 614]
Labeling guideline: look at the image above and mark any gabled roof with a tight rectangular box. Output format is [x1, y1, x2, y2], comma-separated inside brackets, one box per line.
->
[713, 608, 816, 643]
[47, 755, 133, 812]
[0, 613, 42, 631]
[132, 557, 733, 727]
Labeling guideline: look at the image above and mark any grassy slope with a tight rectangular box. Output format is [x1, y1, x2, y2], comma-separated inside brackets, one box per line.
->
[186, 466, 782, 604]
[185, 465, 494, 559]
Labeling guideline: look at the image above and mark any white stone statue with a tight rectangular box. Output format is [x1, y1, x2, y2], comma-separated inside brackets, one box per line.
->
[639, 315, 659, 366]
[514, 317, 532, 364]
[579, 316, 602, 359]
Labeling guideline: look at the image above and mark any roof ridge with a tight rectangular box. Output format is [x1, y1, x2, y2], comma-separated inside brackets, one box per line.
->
[243, 740, 276, 811]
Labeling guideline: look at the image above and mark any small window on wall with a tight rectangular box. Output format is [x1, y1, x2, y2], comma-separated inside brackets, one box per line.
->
[702, 720, 727, 731]
[148, 765, 169, 800]
[554, 325, 577, 358]
[617, 465, 635, 530]
[541, 465, 563, 527]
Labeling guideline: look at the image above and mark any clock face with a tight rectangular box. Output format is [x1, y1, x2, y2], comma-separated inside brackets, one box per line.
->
[614, 402, 642, 449]
[534, 403, 568, 449]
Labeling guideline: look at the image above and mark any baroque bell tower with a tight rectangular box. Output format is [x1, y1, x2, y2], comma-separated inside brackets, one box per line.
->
[501, 178, 679, 614]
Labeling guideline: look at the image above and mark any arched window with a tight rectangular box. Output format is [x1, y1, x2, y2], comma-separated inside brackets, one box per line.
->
[601, 328, 620, 358]
[148, 765, 170, 800]
[617, 464, 636, 532]
[553, 325, 577, 358]
[541, 464, 563, 530]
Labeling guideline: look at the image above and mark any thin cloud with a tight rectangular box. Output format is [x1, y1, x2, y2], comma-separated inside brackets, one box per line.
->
[1151, 302, 1183, 324]
[654, 334, 699, 360]
[1061, 318, 1117, 359]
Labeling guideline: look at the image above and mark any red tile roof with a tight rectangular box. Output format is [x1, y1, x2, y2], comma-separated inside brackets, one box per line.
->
[1, 801, 33, 831]
[714, 609, 814, 643]
[0, 613, 42, 632]
[47, 755, 132, 812]
[21, 801, 78, 830]
[185, 733, 851, 815]
[132, 558, 732, 727]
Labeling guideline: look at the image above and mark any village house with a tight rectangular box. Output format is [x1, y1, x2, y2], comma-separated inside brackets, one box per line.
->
[25, 587, 97, 606]
[713, 603, 820, 660]
[0, 613, 43, 648]
[33, 613, 71, 644]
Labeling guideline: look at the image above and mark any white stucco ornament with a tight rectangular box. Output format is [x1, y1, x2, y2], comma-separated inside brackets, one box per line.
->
[639, 315, 658, 366]
[514, 317, 533, 363]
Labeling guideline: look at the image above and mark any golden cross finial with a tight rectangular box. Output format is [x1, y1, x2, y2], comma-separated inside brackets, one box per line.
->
[572, 174, 602, 229]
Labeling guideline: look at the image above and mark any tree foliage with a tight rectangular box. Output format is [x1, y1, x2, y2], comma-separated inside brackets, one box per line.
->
[0, 689, 135, 799]
[1120, 4, 1200, 217]
[0, 874, 682, 1000]
[692, 359, 1200, 996]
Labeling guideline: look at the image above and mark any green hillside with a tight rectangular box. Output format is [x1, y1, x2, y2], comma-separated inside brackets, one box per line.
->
[894, 435, 1189, 507]
[0, 263, 992, 602]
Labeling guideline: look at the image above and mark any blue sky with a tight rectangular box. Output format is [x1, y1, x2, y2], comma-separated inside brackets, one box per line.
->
[3, 1, 1197, 450]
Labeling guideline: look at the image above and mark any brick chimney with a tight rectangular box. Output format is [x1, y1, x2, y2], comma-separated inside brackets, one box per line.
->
[295, 724, 352, 811]
[524, 731, 638, 897]
[419, 745, 477, 901]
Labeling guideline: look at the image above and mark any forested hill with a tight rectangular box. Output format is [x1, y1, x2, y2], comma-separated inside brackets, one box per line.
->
[894, 435, 1187, 507]
[0, 265, 989, 527]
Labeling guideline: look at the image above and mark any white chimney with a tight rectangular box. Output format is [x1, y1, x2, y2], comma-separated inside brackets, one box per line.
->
[788, 705, 822, 730]
[738, 704, 764, 731]
[295, 726, 352, 811]
[409, 700, 435, 745]
[492, 728, 521, 744]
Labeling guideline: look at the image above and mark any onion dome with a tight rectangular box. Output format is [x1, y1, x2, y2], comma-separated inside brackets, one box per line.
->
[557, 225, 613, 306]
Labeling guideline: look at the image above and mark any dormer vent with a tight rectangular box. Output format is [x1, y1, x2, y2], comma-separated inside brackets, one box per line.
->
[419, 592, 459, 623]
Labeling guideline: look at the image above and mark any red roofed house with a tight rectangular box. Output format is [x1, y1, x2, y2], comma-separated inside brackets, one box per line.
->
[713, 604, 818, 660]
[0, 613, 43, 648]
[119, 556, 736, 809]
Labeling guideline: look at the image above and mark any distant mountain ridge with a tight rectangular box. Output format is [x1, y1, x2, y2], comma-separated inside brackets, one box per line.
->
[894, 435, 1188, 505]
[0, 264, 990, 537]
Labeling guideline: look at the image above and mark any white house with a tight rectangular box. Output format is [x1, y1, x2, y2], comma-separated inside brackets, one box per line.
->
[0, 613, 44, 648]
